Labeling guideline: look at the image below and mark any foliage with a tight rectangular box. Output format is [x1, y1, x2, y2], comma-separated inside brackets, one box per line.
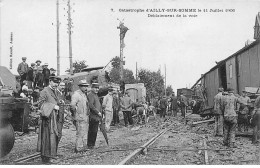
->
[111, 56, 121, 69]
[166, 85, 173, 96]
[138, 68, 165, 98]
[109, 56, 136, 84]
[66, 60, 88, 73]
[109, 67, 136, 84]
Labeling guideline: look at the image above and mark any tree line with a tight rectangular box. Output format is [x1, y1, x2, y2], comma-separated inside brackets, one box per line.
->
[67, 56, 174, 98]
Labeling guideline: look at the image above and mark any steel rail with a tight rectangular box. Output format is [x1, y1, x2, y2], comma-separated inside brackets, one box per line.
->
[118, 123, 176, 165]
[14, 143, 73, 164]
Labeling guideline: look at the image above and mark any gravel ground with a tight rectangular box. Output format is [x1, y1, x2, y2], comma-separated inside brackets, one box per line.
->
[1, 112, 260, 165]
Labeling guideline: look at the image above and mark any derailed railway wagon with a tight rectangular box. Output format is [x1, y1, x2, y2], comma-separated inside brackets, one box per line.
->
[191, 13, 260, 120]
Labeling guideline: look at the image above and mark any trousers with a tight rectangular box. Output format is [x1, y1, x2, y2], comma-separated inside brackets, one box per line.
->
[214, 114, 224, 136]
[123, 111, 133, 126]
[105, 110, 113, 131]
[87, 118, 99, 147]
[223, 116, 237, 145]
[112, 108, 119, 124]
[75, 120, 89, 151]
[160, 108, 166, 118]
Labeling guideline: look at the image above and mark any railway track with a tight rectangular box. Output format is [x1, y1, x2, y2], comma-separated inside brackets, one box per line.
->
[11, 114, 233, 165]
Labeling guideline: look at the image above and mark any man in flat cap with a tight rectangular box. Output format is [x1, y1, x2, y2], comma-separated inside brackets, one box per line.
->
[120, 91, 134, 127]
[17, 57, 29, 88]
[179, 92, 188, 118]
[50, 68, 56, 77]
[87, 82, 102, 149]
[35, 60, 42, 73]
[37, 76, 63, 163]
[102, 87, 114, 132]
[159, 95, 168, 119]
[34, 67, 44, 89]
[26, 63, 36, 89]
[237, 90, 251, 132]
[221, 88, 239, 148]
[70, 80, 90, 153]
[213, 87, 224, 137]
[43, 63, 50, 87]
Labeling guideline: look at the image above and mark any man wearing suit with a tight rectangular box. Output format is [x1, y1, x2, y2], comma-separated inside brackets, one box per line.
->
[37, 76, 62, 163]
[17, 57, 29, 88]
[87, 82, 102, 149]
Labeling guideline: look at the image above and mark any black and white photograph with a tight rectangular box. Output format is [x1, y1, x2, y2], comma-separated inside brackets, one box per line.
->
[0, 0, 260, 165]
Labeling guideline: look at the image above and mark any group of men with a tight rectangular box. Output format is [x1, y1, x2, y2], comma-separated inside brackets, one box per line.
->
[152, 92, 187, 119]
[213, 87, 260, 148]
[17, 57, 57, 89]
[35, 73, 141, 163]
[16, 57, 73, 102]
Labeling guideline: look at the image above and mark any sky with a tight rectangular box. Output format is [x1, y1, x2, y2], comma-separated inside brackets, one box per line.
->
[0, 0, 259, 92]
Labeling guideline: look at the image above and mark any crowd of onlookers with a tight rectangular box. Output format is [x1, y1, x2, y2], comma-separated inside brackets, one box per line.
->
[15, 57, 74, 102]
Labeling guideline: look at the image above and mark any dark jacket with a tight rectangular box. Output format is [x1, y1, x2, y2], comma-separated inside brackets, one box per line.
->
[35, 73, 44, 88]
[26, 67, 34, 82]
[43, 68, 50, 80]
[112, 96, 120, 111]
[159, 97, 168, 109]
[17, 62, 29, 76]
[87, 90, 102, 121]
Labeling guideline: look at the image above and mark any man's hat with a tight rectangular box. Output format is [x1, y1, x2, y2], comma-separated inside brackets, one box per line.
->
[226, 88, 234, 92]
[31, 63, 35, 66]
[242, 90, 247, 93]
[22, 57, 27, 60]
[108, 87, 114, 92]
[49, 76, 61, 83]
[218, 87, 224, 92]
[78, 80, 89, 86]
[36, 60, 41, 63]
[91, 82, 99, 88]
[44, 63, 48, 66]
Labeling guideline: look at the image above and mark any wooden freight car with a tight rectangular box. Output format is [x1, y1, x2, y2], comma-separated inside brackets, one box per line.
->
[192, 12, 260, 108]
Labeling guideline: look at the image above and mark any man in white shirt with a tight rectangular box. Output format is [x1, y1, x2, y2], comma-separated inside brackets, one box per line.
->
[102, 88, 114, 132]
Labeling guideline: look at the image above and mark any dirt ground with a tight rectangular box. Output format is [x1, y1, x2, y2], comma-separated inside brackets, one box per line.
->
[0, 112, 260, 165]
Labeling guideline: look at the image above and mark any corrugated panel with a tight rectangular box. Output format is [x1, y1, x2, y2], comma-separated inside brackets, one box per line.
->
[204, 69, 219, 107]
[249, 45, 259, 87]
[239, 51, 250, 92]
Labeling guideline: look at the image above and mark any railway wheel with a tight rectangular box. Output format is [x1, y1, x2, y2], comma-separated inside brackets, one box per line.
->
[0, 120, 15, 158]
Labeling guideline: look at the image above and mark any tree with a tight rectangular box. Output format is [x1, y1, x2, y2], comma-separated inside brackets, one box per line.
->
[166, 85, 173, 96]
[138, 68, 165, 99]
[111, 56, 121, 69]
[66, 60, 88, 73]
[109, 56, 136, 84]
[109, 67, 136, 84]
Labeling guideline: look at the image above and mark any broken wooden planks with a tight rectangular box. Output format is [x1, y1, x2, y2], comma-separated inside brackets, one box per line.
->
[192, 119, 215, 126]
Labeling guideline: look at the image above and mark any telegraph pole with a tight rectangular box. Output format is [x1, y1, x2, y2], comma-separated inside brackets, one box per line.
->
[165, 64, 166, 96]
[117, 20, 128, 80]
[0, 0, 2, 66]
[136, 62, 138, 80]
[67, 0, 73, 75]
[56, 0, 60, 76]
